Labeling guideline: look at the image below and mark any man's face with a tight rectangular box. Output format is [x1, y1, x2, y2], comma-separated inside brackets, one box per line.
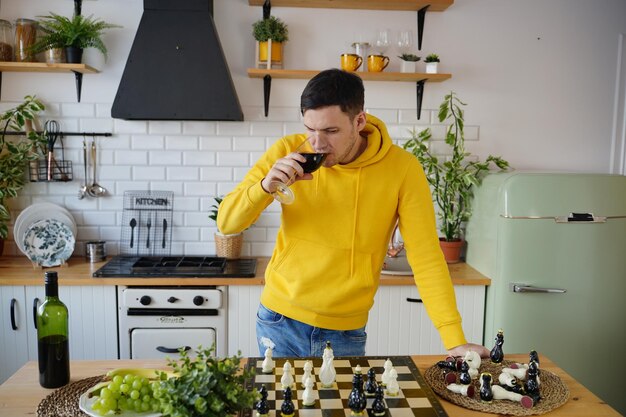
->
[302, 105, 366, 167]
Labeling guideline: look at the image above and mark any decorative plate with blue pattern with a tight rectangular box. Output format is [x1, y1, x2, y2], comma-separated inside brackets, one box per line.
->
[23, 219, 75, 267]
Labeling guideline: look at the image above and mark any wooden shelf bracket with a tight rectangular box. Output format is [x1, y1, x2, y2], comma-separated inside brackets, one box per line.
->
[72, 71, 83, 102]
[417, 5, 429, 51]
[263, 74, 272, 117]
[263, 0, 271, 18]
[416, 79, 426, 120]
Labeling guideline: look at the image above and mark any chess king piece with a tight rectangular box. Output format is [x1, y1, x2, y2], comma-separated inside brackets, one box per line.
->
[385, 368, 399, 396]
[262, 346, 275, 374]
[524, 361, 541, 403]
[446, 383, 475, 398]
[256, 385, 269, 417]
[479, 373, 494, 402]
[319, 341, 336, 388]
[459, 361, 472, 385]
[365, 367, 378, 397]
[370, 385, 387, 416]
[302, 375, 315, 407]
[490, 329, 505, 364]
[281, 360, 294, 389]
[348, 365, 367, 416]
[381, 358, 393, 386]
[463, 350, 481, 379]
[281, 387, 295, 417]
[302, 360, 314, 388]
[492, 385, 534, 409]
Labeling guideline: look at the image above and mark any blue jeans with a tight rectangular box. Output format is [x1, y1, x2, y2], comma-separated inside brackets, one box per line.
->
[256, 303, 367, 357]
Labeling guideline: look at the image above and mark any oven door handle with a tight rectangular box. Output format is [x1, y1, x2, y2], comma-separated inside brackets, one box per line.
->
[156, 345, 192, 354]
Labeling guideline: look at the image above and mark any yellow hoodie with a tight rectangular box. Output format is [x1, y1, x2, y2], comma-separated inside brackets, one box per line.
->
[218, 114, 466, 349]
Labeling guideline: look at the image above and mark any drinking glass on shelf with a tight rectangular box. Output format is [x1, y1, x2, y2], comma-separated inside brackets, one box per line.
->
[374, 29, 390, 54]
[396, 30, 414, 55]
[269, 137, 328, 205]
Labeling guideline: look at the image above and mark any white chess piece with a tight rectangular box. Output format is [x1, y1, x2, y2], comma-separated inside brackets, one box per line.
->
[319, 344, 336, 388]
[446, 383, 474, 397]
[498, 372, 518, 388]
[281, 360, 294, 389]
[302, 360, 314, 388]
[502, 367, 527, 380]
[492, 385, 534, 409]
[381, 358, 393, 386]
[385, 368, 399, 396]
[302, 375, 315, 406]
[262, 347, 275, 374]
[463, 350, 481, 379]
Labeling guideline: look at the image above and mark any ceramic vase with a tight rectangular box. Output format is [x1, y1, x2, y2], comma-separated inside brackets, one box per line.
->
[400, 60, 416, 73]
[425, 62, 439, 74]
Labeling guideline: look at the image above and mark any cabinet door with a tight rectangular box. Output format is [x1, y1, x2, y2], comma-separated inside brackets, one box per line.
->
[227, 286, 263, 357]
[0, 286, 28, 384]
[25, 286, 118, 361]
[366, 285, 485, 355]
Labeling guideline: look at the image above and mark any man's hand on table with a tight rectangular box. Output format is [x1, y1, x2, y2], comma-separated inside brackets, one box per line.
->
[447, 342, 490, 359]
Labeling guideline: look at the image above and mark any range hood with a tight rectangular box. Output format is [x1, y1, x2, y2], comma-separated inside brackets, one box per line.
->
[111, 0, 243, 121]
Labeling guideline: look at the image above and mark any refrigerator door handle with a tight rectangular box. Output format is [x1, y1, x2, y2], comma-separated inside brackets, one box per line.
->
[510, 283, 567, 294]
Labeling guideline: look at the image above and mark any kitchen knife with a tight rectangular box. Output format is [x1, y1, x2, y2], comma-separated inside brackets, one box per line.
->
[162, 218, 167, 248]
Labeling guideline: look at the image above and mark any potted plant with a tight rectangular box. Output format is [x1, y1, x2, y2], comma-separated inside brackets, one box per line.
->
[209, 196, 244, 259]
[28, 13, 120, 63]
[252, 15, 288, 67]
[403, 92, 509, 263]
[0, 96, 46, 254]
[398, 53, 420, 73]
[424, 53, 440, 74]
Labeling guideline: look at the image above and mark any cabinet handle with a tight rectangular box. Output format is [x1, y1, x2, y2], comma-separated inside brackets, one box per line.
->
[10, 298, 18, 330]
[509, 283, 567, 294]
[156, 345, 191, 354]
[406, 297, 423, 303]
[33, 298, 40, 329]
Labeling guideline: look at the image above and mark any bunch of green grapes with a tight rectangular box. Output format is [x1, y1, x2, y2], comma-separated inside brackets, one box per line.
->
[90, 373, 161, 415]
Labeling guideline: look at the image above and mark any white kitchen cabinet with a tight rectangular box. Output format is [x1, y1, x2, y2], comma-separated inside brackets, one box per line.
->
[227, 286, 263, 357]
[0, 285, 118, 384]
[365, 285, 486, 355]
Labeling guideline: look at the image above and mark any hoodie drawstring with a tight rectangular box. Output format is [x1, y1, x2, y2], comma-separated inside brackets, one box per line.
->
[350, 167, 362, 277]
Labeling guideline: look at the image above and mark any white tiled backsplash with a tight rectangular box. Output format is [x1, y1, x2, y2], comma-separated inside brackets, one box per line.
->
[6, 102, 479, 258]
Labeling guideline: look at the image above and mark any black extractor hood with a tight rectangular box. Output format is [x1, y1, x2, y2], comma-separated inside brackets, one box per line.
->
[111, 0, 243, 121]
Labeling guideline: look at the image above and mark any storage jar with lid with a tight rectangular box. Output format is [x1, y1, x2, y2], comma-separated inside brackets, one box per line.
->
[14, 18, 38, 62]
[0, 19, 13, 61]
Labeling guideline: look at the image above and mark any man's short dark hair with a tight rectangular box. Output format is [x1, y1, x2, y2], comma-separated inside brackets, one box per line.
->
[300, 69, 364, 119]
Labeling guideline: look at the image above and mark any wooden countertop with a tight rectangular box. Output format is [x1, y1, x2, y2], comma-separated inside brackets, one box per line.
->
[0, 256, 490, 286]
[0, 355, 618, 417]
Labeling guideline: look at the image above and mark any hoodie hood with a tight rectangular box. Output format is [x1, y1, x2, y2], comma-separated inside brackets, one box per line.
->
[340, 113, 393, 168]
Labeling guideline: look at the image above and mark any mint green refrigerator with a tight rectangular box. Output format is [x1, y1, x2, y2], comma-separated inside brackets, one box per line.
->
[465, 172, 626, 415]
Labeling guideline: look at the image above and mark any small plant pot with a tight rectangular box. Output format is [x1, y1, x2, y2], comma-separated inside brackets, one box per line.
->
[258, 41, 283, 62]
[439, 238, 464, 263]
[44, 48, 66, 64]
[400, 60, 416, 73]
[65, 46, 83, 64]
[215, 232, 243, 259]
[425, 62, 439, 74]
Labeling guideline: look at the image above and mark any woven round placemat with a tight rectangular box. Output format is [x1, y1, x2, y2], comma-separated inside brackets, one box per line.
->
[36, 375, 104, 417]
[424, 360, 569, 416]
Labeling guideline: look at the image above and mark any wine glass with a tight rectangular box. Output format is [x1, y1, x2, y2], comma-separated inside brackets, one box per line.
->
[374, 29, 390, 54]
[396, 30, 414, 55]
[387, 222, 404, 257]
[269, 137, 328, 205]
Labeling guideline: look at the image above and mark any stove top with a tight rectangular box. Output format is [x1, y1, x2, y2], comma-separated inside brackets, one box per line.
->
[93, 256, 257, 278]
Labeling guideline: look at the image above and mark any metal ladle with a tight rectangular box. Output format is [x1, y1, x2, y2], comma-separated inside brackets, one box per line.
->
[78, 138, 88, 199]
[87, 140, 107, 197]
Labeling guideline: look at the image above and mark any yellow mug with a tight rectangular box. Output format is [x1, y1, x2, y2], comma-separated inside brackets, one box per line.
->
[367, 54, 390, 72]
[341, 53, 363, 72]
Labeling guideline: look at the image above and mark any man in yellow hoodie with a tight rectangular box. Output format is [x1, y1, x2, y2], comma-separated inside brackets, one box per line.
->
[218, 69, 488, 358]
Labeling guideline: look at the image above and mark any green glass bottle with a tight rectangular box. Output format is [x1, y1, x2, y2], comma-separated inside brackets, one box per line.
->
[36, 271, 70, 388]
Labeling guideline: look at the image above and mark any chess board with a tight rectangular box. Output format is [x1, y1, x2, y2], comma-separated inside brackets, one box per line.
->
[241, 356, 448, 417]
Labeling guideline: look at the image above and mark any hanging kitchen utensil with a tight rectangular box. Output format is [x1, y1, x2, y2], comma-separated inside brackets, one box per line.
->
[87, 139, 107, 197]
[44, 120, 60, 181]
[78, 136, 89, 199]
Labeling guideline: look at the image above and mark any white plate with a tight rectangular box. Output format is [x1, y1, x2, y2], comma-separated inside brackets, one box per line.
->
[14, 203, 76, 254]
[78, 390, 161, 417]
[22, 219, 75, 267]
[381, 254, 413, 276]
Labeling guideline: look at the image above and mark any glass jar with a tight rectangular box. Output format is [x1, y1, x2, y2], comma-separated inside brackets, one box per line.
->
[14, 18, 38, 62]
[0, 19, 13, 61]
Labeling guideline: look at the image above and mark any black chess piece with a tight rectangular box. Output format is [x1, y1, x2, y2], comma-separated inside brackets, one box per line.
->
[530, 350, 540, 366]
[281, 386, 295, 417]
[436, 356, 460, 371]
[255, 385, 269, 417]
[479, 373, 494, 402]
[490, 329, 505, 364]
[365, 368, 378, 397]
[459, 361, 471, 385]
[525, 361, 541, 404]
[348, 367, 367, 416]
[370, 385, 387, 417]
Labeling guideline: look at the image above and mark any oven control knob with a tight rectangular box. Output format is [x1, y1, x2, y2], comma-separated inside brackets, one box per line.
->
[167, 296, 178, 303]
[139, 295, 152, 306]
[193, 296, 204, 306]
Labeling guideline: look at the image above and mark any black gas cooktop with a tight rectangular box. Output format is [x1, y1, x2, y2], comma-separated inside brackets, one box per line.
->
[93, 256, 257, 278]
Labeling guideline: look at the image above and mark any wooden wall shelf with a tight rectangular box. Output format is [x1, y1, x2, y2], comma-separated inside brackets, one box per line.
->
[247, 68, 451, 82]
[248, 0, 453, 12]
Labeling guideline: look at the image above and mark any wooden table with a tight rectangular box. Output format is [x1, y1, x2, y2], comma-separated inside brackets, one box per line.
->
[0, 355, 618, 417]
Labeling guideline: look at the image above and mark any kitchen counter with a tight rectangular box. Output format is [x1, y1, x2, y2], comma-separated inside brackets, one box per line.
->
[0, 256, 490, 286]
[0, 355, 618, 417]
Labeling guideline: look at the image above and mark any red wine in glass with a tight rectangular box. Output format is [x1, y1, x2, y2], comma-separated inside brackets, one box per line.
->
[298, 153, 328, 173]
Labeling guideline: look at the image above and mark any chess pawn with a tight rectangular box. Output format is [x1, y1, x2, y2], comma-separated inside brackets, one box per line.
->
[459, 361, 471, 385]
[381, 358, 393, 386]
[365, 367, 378, 397]
[370, 385, 387, 417]
[530, 350, 540, 367]
[436, 356, 461, 372]
[525, 361, 541, 402]
[281, 360, 294, 389]
[492, 385, 534, 409]
[302, 360, 314, 388]
[256, 385, 269, 417]
[463, 350, 481, 379]
[302, 375, 315, 407]
[479, 373, 494, 402]
[490, 329, 505, 364]
[385, 368, 399, 397]
[320, 342, 336, 388]
[262, 347, 275, 374]
[446, 383, 475, 398]
[281, 386, 295, 417]
[348, 365, 367, 416]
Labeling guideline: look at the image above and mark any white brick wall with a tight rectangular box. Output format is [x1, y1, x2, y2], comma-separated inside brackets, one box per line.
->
[5, 102, 481, 258]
